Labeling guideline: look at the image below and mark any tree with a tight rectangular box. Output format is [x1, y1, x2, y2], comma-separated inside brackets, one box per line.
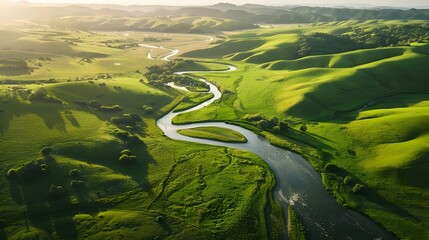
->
[300, 125, 307, 132]
[49, 184, 66, 199]
[7, 169, 18, 179]
[257, 120, 270, 129]
[352, 183, 365, 193]
[69, 169, 81, 179]
[119, 154, 137, 164]
[40, 147, 52, 156]
[279, 121, 289, 132]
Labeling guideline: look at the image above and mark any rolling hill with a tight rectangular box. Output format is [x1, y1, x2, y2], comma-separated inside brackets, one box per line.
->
[50, 16, 258, 33]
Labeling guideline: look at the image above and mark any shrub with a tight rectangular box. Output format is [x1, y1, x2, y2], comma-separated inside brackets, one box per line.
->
[142, 105, 153, 114]
[6, 169, 18, 179]
[257, 120, 270, 129]
[155, 215, 164, 222]
[119, 154, 137, 164]
[111, 113, 142, 126]
[40, 147, 52, 156]
[300, 125, 308, 132]
[11, 160, 49, 182]
[273, 126, 281, 133]
[324, 163, 339, 172]
[243, 113, 263, 121]
[352, 184, 365, 193]
[121, 149, 133, 156]
[28, 88, 61, 103]
[343, 176, 352, 185]
[269, 117, 279, 126]
[113, 130, 142, 145]
[99, 105, 122, 112]
[69, 169, 81, 179]
[347, 149, 356, 156]
[88, 100, 101, 109]
[48, 184, 66, 199]
[279, 121, 289, 131]
[71, 180, 84, 188]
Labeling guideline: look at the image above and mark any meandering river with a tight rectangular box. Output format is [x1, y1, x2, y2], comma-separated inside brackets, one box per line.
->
[156, 66, 396, 239]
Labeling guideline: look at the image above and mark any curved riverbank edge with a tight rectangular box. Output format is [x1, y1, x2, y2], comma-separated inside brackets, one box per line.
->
[155, 63, 396, 240]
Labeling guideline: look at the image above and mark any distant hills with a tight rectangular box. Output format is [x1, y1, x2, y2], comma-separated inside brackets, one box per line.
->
[1, 3, 429, 33]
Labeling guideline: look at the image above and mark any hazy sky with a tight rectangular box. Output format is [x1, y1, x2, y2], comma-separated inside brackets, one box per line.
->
[5, 0, 429, 8]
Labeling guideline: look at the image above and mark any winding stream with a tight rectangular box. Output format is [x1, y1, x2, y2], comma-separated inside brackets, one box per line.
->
[156, 66, 396, 239]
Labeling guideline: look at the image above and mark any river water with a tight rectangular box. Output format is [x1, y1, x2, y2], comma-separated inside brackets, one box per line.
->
[156, 66, 395, 240]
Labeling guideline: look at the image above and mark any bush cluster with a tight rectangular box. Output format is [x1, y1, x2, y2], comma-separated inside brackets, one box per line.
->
[112, 130, 141, 145]
[75, 99, 123, 113]
[99, 105, 122, 112]
[119, 149, 137, 164]
[28, 88, 62, 104]
[7, 159, 49, 182]
[111, 113, 142, 126]
[243, 114, 289, 132]
[49, 184, 66, 199]
[145, 59, 209, 91]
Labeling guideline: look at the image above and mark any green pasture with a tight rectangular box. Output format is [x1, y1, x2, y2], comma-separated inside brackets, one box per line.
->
[178, 127, 247, 143]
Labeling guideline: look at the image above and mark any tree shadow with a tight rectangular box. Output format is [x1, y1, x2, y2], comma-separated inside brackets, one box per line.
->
[278, 127, 335, 152]
[0, 95, 68, 135]
[110, 140, 156, 193]
[65, 112, 80, 128]
[328, 166, 419, 221]
[7, 156, 78, 239]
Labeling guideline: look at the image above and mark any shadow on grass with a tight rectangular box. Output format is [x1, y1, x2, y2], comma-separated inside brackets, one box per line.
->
[279, 127, 335, 152]
[328, 166, 419, 221]
[8, 156, 78, 239]
[65, 112, 80, 128]
[52, 137, 156, 193]
[0, 96, 68, 135]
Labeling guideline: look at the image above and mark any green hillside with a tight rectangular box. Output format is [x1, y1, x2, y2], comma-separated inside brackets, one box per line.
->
[175, 22, 429, 239]
[183, 20, 429, 62]
[0, 26, 282, 239]
[50, 16, 258, 33]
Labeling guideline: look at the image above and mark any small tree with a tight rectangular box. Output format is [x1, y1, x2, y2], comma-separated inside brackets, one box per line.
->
[71, 180, 84, 188]
[7, 169, 18, 179]
[352, 184, 365, 193]
[121, 149, 133, 156]
[40, 147, 52, 156]
[257, 120, 270, 129]
[279, 122, 289, 132]
[48, 184, 66, 199]
[119, 154, 137, 164]
[300, 125, 307, 132]
[69, 169, 81, 179]
[343, 176, 352, 185]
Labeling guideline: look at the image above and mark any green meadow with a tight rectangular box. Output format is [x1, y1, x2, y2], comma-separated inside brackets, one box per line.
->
[1, 17, 429, 240]
[176, 20, 429, 239]
[178, 127, 247, 143]
[0, 26, 281, 239]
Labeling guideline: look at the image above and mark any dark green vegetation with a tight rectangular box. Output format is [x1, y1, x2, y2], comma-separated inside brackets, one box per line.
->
[145, 59, 210, 91]
[176, 20, 429, 239]
[178, 127, 247, 143]
[288, 206, 305, 240]
[0, 26, 281, 239]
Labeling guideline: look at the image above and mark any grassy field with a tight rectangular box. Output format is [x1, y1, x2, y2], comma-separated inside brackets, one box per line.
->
[178, 127, 247, 143]
[176, 20, 429, 239]
[2, 19, 429, 239]
[0, 27, 217, 81]
[0, 25, 282, 239]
